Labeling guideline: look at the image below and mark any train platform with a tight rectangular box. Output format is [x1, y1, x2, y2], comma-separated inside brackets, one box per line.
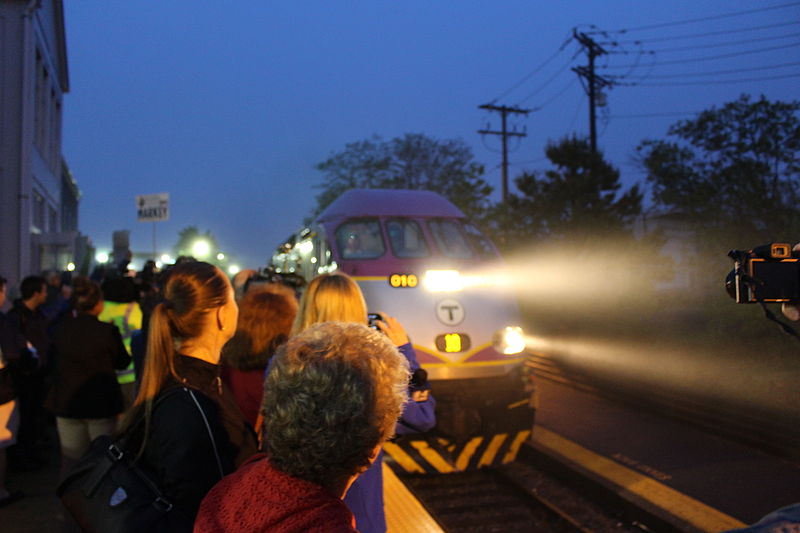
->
[532, 378, 800, 532]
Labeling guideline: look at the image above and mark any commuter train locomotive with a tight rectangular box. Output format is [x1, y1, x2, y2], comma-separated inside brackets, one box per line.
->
[270, 189, 536, 473]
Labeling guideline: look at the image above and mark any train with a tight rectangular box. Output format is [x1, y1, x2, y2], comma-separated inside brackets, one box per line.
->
[269, 189, 536, 473]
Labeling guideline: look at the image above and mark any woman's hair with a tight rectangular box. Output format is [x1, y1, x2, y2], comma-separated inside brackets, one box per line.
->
[70, 276, 103, 314]
[221, 288, 297, 371]
[291, 273, 367, 335]
[119, 261, 231, 437]
[262, 322, 408, 491]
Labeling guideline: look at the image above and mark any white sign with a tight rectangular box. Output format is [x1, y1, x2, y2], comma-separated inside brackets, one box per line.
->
[435, 298, 464, 326]
[136, 193, 169, 222]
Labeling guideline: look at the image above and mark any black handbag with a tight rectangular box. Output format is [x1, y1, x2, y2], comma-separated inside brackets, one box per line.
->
[57, 387, 224, 533]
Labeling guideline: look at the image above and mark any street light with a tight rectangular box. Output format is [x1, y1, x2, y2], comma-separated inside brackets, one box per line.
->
[96, 251, 109, 263]
[228, 264, 240, 275]
[191, 239, 211, 259]
[217, 252, 225, 261]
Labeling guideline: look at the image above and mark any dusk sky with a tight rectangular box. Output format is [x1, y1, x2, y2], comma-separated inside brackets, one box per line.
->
[62, 2, 800, 268]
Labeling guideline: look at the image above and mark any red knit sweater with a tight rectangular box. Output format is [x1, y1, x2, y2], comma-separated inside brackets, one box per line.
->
[194, 454, 358, 533]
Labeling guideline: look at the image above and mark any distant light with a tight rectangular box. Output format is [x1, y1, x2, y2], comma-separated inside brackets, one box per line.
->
[297, 240, 313, 255]
[192, 239, 211, 258]
[217, 252, 225, 261]
[155, 260, 163, 268]
[228, 264, 240, 275]
[160, 254, 172, 264]
[66, 262, 76, 272]
[96, 252, 109, 263]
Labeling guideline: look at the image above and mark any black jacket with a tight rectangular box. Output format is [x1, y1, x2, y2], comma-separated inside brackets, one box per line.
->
[0, 312, 31, 404]
[129, 355, 257, 532]
[46, 313, 131, 418]
[6, 300, 51, 372]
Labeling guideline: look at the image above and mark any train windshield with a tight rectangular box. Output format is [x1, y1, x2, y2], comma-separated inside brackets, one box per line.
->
[427, 219, 475, 259]
[386, 218, 430, 258]
[463, 222, 496, 259]
[335, 219, 385, 259]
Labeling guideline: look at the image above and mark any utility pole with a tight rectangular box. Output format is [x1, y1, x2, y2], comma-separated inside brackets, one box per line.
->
[572, 29, 612, 153]
[478, 104, 530, 202]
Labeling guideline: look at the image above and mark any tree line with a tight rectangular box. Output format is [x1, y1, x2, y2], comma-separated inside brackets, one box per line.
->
[311, 94, 800, 295]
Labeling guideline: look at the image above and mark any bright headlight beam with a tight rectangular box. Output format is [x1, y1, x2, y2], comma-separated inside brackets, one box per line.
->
[423, 270, 463, 292]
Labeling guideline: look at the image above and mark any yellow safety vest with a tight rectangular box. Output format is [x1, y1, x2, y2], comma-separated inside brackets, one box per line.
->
[99, 301, 143, 385]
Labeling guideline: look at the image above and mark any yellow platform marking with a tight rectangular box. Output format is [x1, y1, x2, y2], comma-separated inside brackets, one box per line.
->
[532, 427, 747, 532]
[502, 430, 531, 464]
[410, 440, 455, 473]
[455, 437, 484, 471]
[383, 463, 445, 533]
[383, 442, 425, 474]
[477, 433, 508, 467]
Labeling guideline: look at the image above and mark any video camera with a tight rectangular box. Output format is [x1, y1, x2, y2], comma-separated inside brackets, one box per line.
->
[726, 243, 800, 303]
[244, 265, 306, 294]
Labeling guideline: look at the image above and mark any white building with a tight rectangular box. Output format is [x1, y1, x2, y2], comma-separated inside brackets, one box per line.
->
[0, 0, 85, 290]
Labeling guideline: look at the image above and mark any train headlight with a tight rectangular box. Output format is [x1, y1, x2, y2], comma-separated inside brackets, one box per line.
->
[493, 326, 526, 355]
[423, 270, 463, 292]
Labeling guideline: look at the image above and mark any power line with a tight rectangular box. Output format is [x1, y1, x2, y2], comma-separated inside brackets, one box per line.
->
[618, 72, 800, 86]
[595, 2, 800, 34]
[641, 31, 800, 54]
[603, 41, 800, 69]
[528, 77, 579, 110]
[597, 20, 800, 45]
[514, 48, 581, 104]
[608, 60, 800, 79]
[490, 36, 574, 104]
[609, 111, 698, 119]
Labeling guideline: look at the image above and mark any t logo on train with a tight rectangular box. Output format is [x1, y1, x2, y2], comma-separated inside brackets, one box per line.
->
[270, 189, 536, 473]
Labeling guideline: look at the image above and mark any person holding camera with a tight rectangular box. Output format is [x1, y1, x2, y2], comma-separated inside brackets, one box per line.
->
[290, 272, 435, 533]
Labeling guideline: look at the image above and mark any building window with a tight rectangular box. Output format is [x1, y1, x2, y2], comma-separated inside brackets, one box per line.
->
[48, 205, 58, 233]
[32, 191, 45, 232]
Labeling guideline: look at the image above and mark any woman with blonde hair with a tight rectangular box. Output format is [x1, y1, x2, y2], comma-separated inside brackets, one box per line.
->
[115, 261, 257, 531]
[291, 272, 435, 533]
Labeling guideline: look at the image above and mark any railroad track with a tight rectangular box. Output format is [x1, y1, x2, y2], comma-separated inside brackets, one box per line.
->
[389, 459, 644, 533]
[525, 351, 800, 462]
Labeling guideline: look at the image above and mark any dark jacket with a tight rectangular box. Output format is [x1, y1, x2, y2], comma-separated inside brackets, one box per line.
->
[130, 355, 258, 532]
[46, 313, 131, 418]
[0, 311, 31, 404]
[6, 299, 51, 361]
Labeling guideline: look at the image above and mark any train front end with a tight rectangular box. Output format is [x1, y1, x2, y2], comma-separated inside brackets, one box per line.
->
[272, 189, 536, 473]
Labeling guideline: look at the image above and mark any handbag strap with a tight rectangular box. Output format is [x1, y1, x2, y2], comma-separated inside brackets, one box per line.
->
[183, 387, 225, 480]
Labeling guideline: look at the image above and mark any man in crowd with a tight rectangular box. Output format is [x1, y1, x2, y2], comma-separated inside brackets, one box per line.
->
[5, 276, 51, 469]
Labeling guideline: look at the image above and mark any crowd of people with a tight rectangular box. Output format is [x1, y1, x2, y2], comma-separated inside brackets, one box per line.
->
[0, 258, 436, 532]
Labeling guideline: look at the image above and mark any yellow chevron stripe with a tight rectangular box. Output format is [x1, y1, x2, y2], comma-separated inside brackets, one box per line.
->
[351, 276, 389, 282]
[383, 442, 425, 474]
[478, 433, 508, 467]
[532, 427, 746, 532]
[410, 440, 455, 473]
[502, 430, 531, 464]
[455, 437, 484, 471]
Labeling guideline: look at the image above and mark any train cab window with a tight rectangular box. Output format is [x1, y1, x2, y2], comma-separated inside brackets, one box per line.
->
[427, 219, 475, 259]
[386, 219, 430, 258]
[336, 219, 385, 259]
[463, 222, 496, 259]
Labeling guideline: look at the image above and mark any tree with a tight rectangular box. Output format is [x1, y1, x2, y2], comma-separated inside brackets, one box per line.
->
[173, 226, 221, 261]
[483, 136, 643, 249]
[637, 94, 800, 248]
[312, 133, 492, 219]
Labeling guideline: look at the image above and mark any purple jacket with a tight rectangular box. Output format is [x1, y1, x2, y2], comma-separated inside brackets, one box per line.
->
[344, 343, 435, 533]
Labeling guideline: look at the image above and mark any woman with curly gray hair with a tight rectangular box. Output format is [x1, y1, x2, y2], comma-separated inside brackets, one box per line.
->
[194, 321, 409, 533]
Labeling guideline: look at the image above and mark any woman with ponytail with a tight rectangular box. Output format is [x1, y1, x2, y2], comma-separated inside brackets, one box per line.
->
[47, 277, 130, 474]
[117, 261, 256, 531]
